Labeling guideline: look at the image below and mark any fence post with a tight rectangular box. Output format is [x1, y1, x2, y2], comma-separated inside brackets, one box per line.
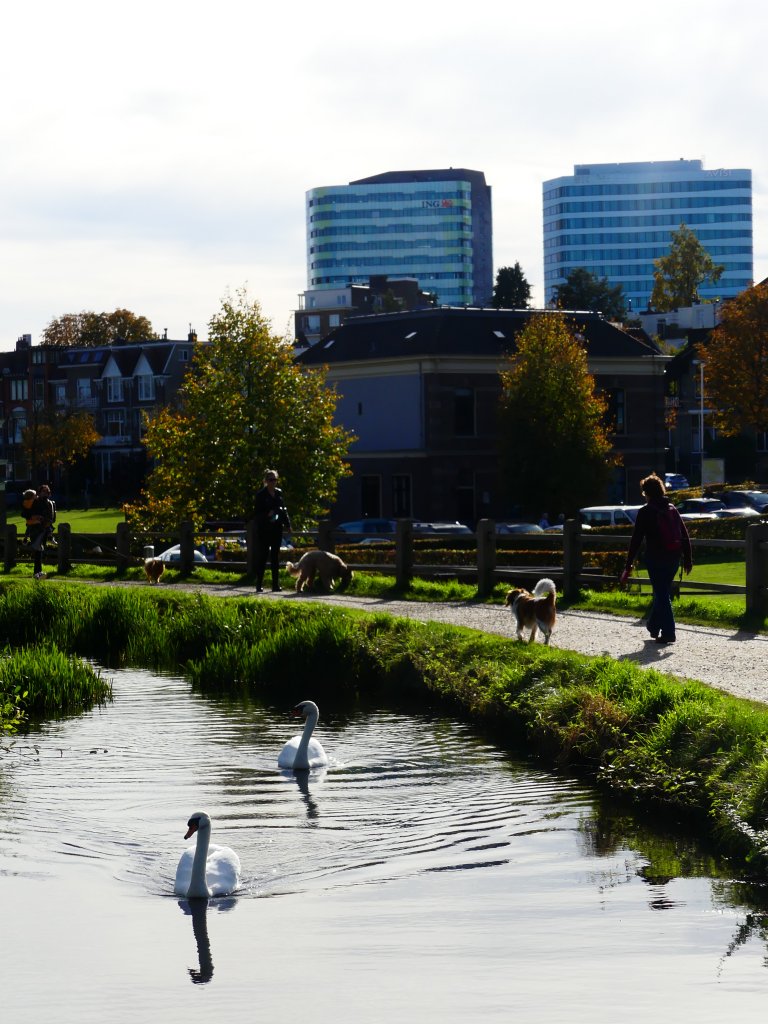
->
[395, 518, 413, 588]
[476, 519, 496, 597]
[246, 520, 258, 575]
[116, 522, 132, 574]
[4, 524, 17, 572]
[57, 522, 72, 573]
[562, 518, 583, 601]
[318, 519, 334, 553]
[745, 522, 768, 617]
[179, 520, 194, 575]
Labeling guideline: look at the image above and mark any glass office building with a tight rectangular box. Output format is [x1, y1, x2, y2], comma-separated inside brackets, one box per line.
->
[306, 168, 493, 308]
[543, 160, 752, 312]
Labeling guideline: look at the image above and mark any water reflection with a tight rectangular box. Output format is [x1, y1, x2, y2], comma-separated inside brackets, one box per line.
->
[285, 767, 325, 822]
[178, 896, 237, 985]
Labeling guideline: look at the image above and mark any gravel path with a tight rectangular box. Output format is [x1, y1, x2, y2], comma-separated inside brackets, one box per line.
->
[63, 577, 768, 703]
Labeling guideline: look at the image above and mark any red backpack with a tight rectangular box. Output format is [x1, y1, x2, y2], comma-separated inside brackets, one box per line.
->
[656, 504, 683, 553]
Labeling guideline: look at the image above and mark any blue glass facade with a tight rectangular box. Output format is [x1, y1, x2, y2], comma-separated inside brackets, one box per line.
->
[543, 161, 753, 311]
[306, 169, 493, 307]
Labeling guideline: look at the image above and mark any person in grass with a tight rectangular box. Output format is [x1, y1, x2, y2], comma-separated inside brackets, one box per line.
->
[27, 484, 56, 579]
[620, 472, 692, 644]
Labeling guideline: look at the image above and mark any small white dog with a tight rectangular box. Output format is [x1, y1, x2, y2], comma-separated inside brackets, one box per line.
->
[286, 550, 353, 593]
[504, 578, 557, 644]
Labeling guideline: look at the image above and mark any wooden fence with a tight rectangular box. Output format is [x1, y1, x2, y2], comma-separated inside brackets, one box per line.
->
[4, 517, 768, 616]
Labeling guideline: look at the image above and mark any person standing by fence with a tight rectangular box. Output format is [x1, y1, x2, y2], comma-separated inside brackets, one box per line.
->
[27, 483, 56, 579]
[620, 472, 692, 644]
[252, 469, 291, 592]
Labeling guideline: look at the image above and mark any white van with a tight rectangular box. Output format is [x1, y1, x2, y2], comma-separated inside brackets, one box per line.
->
[579, 505, 642, 528]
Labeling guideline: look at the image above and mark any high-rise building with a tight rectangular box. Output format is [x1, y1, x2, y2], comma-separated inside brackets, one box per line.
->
[306, 168, 493, 307]
[543, 160, 752, 312]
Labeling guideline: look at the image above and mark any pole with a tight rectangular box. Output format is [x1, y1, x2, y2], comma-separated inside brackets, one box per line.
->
[699, 360, 705, 487]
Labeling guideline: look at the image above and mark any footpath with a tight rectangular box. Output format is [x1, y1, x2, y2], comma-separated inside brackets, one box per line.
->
[84, 578, 768, 705]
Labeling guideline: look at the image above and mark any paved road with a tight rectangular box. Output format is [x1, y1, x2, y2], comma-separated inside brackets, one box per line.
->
[63, 577, 768, 704]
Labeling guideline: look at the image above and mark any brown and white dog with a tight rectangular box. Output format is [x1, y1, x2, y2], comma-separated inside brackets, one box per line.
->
[144, 557, 166, 585]
[286, 550, 353, 593]
[504, 577, 557, 644]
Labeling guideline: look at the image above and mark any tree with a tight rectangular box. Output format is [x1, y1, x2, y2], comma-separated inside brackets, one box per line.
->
[553, 268, 626, 320]
[701, 282, 768, 437]
[42, 309, 155, 347]
[498, 312, 617, 516]
[492, 263, 531, 309]
[124, 289, 354, 531]
[650, 223, 724, 311]
[22, 411, 100, 480]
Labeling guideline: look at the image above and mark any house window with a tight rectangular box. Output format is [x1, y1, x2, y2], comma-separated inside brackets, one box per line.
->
[137, 374, 155, 401]
[54, 383, 66, 406]
[10, 413, 26, 443]
[361, 475, 381, 518]
[329, 314, 341, 328]
[605, 388, 626, 433]
[107, 411, 126, 437]
[77, 378, 91, 403]
[10, 379, 28, 401]
[107, 378, 124, 403]
[392, 475, 412, 517]
[454, 388, 475, 436]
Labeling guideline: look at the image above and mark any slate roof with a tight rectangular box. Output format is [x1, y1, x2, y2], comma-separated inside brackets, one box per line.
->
[296, 307, 661, 366]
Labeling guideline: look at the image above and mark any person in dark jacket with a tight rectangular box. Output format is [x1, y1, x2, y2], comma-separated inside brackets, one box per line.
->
[28, 483, 56, 579]
[620, 473, 692, 643]
[252, 469, 291, 592]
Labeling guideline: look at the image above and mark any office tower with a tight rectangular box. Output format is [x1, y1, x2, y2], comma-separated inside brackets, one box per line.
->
[306, 168, 493, 307]
[543, 160, 752, 311]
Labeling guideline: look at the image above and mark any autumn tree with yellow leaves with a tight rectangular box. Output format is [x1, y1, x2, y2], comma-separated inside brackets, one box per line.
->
[125, 290, 353, 531]
[498, 312, 618, 516]
[701, 282, 768, 437]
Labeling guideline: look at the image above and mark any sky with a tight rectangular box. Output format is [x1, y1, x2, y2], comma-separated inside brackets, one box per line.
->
[2, 0, 767, 349]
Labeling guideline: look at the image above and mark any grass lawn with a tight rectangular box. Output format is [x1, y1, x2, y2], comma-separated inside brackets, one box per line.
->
[6, 507, 127, 534]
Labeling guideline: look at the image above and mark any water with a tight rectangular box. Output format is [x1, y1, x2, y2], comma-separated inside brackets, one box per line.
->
[2, 668, 768, 1022]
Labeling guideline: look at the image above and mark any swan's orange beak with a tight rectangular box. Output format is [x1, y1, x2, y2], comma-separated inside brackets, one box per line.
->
[184, 821, 199, 840]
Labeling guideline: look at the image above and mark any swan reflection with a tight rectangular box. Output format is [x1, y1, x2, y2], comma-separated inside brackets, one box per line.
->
[292, 767, 327, 821]
[178, 896, 237, 984]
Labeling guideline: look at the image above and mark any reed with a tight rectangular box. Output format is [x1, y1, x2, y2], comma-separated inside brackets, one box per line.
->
[0, 642, 112, 720]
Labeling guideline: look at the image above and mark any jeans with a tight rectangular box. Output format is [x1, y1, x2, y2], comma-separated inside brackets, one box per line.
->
[256, 524, 282, 589]
[644, 555, 680, 639]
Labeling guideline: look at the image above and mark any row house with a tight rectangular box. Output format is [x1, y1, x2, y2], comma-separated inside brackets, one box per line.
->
[0, 332, 201, 499]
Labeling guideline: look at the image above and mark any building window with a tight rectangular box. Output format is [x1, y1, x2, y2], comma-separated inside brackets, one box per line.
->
[605, 388, 626, 433]
[77, 378, 91, 403]
[107, 410, 126, 437]
[137, 374, 155, 401]
[454, 388, 475, 436]
[10, 379, 28, 401]
[54, 383, 66, 406]
[107, 378, 124, 403]
[10, 414, 26, 444]
[392, 475, 412, 517]
[361, 475, 381, 518]
[329, 314, 341, 327]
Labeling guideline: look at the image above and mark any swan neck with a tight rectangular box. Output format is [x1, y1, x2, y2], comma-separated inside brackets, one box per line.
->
[294, 709, 317, 768]
[188, 824, 212, 898]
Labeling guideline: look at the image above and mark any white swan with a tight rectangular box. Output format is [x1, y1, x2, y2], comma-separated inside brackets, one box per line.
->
[174, 811, 241, 899]
[277, 700, 329, 770]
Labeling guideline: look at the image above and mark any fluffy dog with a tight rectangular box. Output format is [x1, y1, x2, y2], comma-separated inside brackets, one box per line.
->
[505, 577, 557, 644]
[144, 557, 166, 585]
[286, 550, 353, 593]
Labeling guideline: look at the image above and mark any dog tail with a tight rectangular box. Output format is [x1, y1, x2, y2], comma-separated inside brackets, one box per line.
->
[533, 578, 557, 599]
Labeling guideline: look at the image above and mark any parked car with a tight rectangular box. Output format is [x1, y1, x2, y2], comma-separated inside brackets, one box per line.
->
[156, 544, 208, 564]
[496, 522, 544, 535]
[714, 507, 760, 519]
[579, 505, 642, 528]
[411, 521, 473, 536]
[675, 498, 726, 516]
[335, 519, 397, 540]
[710, 490, 768, 513]
[665, 473, 690, 491]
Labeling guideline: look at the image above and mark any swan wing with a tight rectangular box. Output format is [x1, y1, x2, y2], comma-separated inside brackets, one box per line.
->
[174, 847, 195, 896]
[306, 738, 329, 768]
[206, 844, 241, 896]
[277, 733, 303, 769]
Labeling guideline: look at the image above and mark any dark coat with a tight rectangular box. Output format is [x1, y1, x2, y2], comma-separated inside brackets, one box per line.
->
[252, 485, 291, 532]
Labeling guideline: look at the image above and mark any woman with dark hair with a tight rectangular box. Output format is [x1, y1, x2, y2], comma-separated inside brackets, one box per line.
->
[252, 469, 291, 592]
[620, 472, 692, 644]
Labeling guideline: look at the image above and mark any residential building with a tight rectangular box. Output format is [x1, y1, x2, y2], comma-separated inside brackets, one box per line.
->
[295, 275, 434, 349]
[306, 168, 493, 308]
[297, 307, 667, 524]
[0, 332, 201, 502]
[543, 160, 753, 312]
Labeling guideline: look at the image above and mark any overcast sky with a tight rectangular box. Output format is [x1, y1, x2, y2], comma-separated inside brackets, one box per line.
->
[2, 0, 765, 349]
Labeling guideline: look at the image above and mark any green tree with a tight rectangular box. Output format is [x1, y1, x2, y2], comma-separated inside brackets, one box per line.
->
[125, 289, 354, 531]
[498, 312, 617, 515]
[42, 309, 155, 347]
[492, 263, 531, 309]
[553, 268, 626, 319]
[650, 223, 724, 311]
[701, 282, 768, 436]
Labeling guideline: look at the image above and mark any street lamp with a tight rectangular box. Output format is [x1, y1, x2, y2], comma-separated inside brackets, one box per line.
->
[692, 359, 705, 486]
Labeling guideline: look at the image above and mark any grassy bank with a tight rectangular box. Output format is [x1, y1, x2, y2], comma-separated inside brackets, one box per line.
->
[1, 579, 768, 874]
